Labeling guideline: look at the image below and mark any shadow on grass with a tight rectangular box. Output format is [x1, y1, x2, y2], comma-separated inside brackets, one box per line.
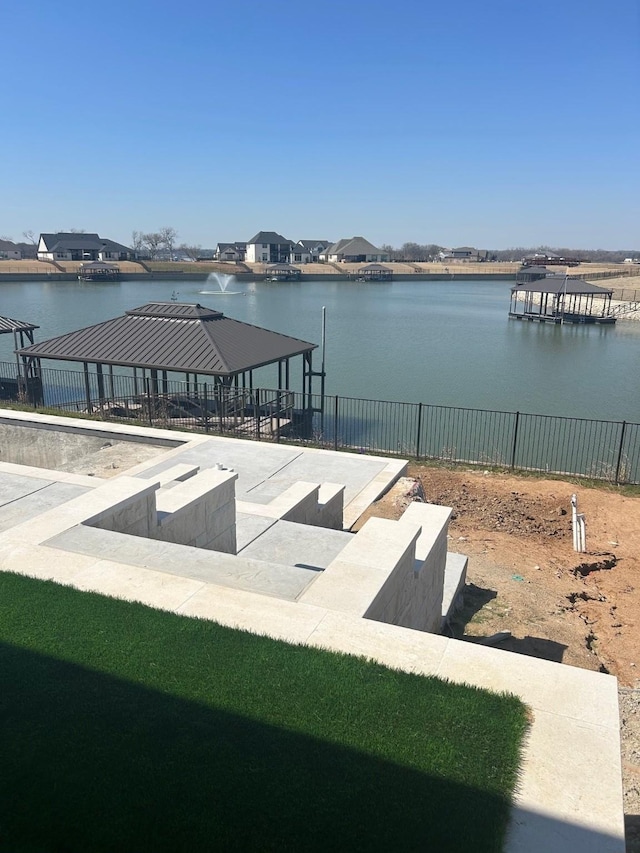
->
[1, 642, 508, 853]
[0, 642, 621, 853]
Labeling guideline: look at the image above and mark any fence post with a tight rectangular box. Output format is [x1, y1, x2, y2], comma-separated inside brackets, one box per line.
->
[615, 421, 627, 484]
[415, 402, 423, 459]
[510, 411, 520, 470]
[145, 377, 153, 427]
[256, 389, 261, 441]
[202, 383, 209, 433]
[334, 395, 339, 452]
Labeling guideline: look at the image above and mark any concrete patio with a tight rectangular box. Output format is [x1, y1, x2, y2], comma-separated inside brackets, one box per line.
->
[0, 408, 625, 852]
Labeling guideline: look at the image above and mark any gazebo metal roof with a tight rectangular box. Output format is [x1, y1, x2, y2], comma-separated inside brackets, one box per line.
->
[16, 302, 317, 376]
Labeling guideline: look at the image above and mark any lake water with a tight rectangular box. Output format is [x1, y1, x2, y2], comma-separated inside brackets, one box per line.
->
[1, 277, 639, 423]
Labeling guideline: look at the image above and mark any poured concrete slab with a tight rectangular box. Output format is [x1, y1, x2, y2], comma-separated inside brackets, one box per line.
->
[133, 440, 303, 500]
[235, 513, 278, 551]
[0, 475, 90, 533]
[238, 519, 352, 571]
[45, 524, 319, 600]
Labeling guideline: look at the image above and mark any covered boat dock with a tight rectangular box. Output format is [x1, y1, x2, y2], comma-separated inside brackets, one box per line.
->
[78, 261, 120, 281]
[509, 275, 616, 325]
[264, 263, 301, 282]
[16, 302, 324, 436]
[351, 263, 393, 282]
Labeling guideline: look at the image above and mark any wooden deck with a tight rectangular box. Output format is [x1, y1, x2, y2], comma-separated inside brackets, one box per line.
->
[509, 311, 616, 325]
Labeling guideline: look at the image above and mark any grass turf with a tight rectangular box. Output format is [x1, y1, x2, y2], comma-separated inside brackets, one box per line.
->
[0, 572, 528, 852]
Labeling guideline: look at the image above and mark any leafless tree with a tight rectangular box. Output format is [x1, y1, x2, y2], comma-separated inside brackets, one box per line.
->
[22, 230, 37, 244]
[178, 243, 201, 261]
[130, 230, 145, 256]
[143, 232, 164, 259]
[159, 226, 178, 259]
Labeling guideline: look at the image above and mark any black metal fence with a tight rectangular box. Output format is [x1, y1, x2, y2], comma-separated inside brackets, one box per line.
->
[1, 361, 638, 485]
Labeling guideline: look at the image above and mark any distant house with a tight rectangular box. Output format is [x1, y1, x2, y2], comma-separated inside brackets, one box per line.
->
[245, 231, 297, 264]
[439, 247, 489, 263]
[321, 237, 389, 264]
[0, 240, 21, 260]
[295, 240, 331, 263]
[215, 242, 247, 262]
[37, 233, 132, 262]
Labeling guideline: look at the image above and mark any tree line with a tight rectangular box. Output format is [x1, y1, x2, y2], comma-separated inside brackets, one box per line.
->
[380, 242, 639, 263]
[130, 228, 202, 261]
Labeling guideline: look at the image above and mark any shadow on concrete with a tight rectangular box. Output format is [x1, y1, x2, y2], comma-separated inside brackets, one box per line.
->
[625, 814, 640, 853]
[0, 641, 624, 852]
[493, 635, 568, 663]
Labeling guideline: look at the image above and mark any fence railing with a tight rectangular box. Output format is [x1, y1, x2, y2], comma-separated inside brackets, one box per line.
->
[1, 361, 638, 485]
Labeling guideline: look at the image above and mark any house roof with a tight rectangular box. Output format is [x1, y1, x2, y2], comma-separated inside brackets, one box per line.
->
[297, 240, 331, 251]
[358, 263, 391, 271]
[217, 242, 247, 251]
[0, 239, 19, 251]
[39, 233, 131, 253]
[326, 237, 385, 256]
[0, 315, 39, 335]
[247, 231, 293, 246]
[16, 302, 316, 376]
[511, 276, 613, 296]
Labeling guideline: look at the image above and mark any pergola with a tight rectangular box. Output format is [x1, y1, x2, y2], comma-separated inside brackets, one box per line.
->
[16, 302, 323, 413]
[509, 275, 615, 325]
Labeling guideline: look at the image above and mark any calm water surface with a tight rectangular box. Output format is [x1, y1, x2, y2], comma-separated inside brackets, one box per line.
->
[1, 278, 639, 422]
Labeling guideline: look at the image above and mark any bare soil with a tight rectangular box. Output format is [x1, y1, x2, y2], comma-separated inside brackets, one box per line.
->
[356, 465, 640, 850]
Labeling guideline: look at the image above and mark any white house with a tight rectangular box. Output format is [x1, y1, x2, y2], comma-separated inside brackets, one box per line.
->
[245, 231, 298, 264]
[321, 237, 389, 264]
[38, 233, 132, 262]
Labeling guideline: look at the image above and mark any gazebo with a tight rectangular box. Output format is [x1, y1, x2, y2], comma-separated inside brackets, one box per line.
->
[16, 302, 323, 430]
[0, 314, 40, 400]
[509, 276, 616, 325]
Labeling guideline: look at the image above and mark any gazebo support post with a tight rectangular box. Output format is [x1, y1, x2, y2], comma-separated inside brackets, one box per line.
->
[108, 365, 114, 402]
[96, 363, 105, 407]
[83, 362, 92, 413]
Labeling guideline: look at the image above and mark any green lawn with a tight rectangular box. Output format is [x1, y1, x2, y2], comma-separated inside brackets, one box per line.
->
[0, 572, 528, 852]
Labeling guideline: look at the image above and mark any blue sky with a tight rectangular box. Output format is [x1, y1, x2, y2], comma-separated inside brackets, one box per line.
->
[2, 0, 638, 249]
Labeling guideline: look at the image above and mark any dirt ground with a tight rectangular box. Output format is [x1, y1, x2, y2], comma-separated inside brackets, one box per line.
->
[356, 465, 640, 850]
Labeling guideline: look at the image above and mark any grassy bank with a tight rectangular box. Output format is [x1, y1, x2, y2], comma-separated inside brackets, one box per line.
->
[0, 572, 528, 852]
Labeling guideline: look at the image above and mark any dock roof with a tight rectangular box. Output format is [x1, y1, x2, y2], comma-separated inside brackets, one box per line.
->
[511, 275, 613, 296]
